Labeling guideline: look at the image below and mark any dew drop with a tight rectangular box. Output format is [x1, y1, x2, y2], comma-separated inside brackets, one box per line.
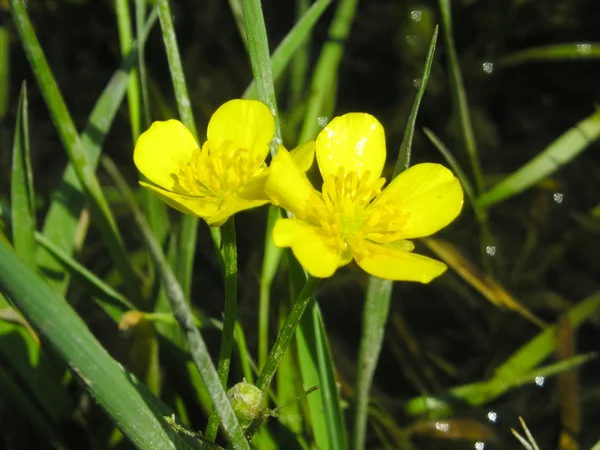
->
[413, 78, 423, 88]
[475, 442, 486, 450]
[482, 61, 494, 74]
[435, 421, 449, 432]
[485, 245, 496, 256]
[535, 376, 545, 387]
[317, 116, 329, 127]
[576, 43, 592, 55]
[406, 35, 417, 46]
[553, 192, 564, 204]
[487, 411, 497, 423]
[410, 10, 422, 21]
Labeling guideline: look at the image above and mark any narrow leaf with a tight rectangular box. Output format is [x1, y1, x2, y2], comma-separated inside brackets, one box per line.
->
[11, 82, 36, 268]
[498, 43, 600, 67]
[243, 0, 332, 102]
[0, 240, 191, 449]
[477, 109, 600, 208]
[438, 0, 484, 193]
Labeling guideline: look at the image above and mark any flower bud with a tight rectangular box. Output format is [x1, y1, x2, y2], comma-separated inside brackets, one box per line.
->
[227, 380, 264, 421]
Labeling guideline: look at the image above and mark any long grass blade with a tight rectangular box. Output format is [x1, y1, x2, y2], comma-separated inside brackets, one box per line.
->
[298, 0, 359, 143]
[498, 43, 600, 67]
[10, 0, 143, 303]
[438, 0, 484, 193]
[243, 0, 331, 102]
[11, 82, 35, 268]
[102, 157, 250, 450]
[116, 0, 141, 141]
[353, 28, 439, 450]
[477, 109, 600, 208]
[156, 0, 200, 301]
[0, 241, 191, 449]
[394, 26, 438, 174]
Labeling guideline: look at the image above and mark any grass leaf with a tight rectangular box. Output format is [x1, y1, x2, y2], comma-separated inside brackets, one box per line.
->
[477, 109, 600, 208]
[0, 240, 192, 449]
[498, 43, 600, 67]
[353, 27, 439, 450]
[298, 0, 359, 143]
[243, 0, 332, 102]
[438, 0, 484, 193]
[10, 82, 36, 268]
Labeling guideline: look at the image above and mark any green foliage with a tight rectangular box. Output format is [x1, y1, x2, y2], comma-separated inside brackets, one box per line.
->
[2, 0, 599, 449]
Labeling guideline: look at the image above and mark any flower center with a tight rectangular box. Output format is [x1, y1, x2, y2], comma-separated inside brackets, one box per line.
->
[174, 141, 264, 199]
[317, 170, 385, 257]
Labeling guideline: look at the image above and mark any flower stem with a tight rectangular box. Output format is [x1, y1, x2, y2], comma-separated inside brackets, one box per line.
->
[205, 218, 238, 442]
[241, 275, 320, 442]
[256, 275, 319, 392]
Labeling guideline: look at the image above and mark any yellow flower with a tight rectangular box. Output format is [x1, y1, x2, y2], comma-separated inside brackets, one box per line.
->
[134, 99, 313, 227]
[265, 113, 464, 282]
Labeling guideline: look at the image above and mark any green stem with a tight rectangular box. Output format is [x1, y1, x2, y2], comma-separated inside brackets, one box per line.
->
[352, 277, 392, 450]
[240, 276, 320, 443]
[241, 0, 281, 152]
[256, 276, 319, 392]
[156, 0, 201, 300]
[205, 218, 238, 442]
[102, 157, 250, 450]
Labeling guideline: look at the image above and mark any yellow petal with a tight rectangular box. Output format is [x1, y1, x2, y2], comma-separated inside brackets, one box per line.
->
[289, 140, 316, 172]
[134, 120, 199, 191]
[207, 198, 270, 227]
[316, 113, 386, 183]
[354, 241, 447, 283]
[265, 148, 322, 220]
[207, 99, 274, 161]
[374, 163, 464, 239]
[272, 219, 342, 278]
[139, 181, 220, 218]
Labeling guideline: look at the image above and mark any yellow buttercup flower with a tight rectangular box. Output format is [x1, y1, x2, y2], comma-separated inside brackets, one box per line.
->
[134, 99, 313, 226]
[265, 113, 464, 282]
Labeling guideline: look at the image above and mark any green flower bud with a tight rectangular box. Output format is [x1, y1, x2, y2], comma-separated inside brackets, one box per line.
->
[227, 380, 264, 421]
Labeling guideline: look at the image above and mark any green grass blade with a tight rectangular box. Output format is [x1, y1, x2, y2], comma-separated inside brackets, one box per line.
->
[438, 0, 484, 193]
[0, 366, 67, 449]
[0, 24, 9, 119]
[157, 0, 200, 301]
[35, 232, 135, 313]
[11, 82, 36, 268]
[0, 301, 74, 422]
[242, 0, 281, 149]
[258, 206, 282, 370]
[394, 26, 438, 174]
[116, 0, 141, 141]
[498, 42, 600, 67]
[404, 353, 594, 419]
[477, 109, 600, 208]
[352, 277, 392, 450]
[0, 241, 191, 449]
[205, 218, 239, 442]
[353, 28, 438, 450]
[423, 127, 478, 213]
[298, 0, 359, 143]
[243, 0, 331, 102]
[102, 158, 250, 450]
[304, 304, 348, 450]
[10, 0, 142, 303]
[289, 0, 311, 109]
[31, 16, 158, 296]
[404, 288, 600, 418]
